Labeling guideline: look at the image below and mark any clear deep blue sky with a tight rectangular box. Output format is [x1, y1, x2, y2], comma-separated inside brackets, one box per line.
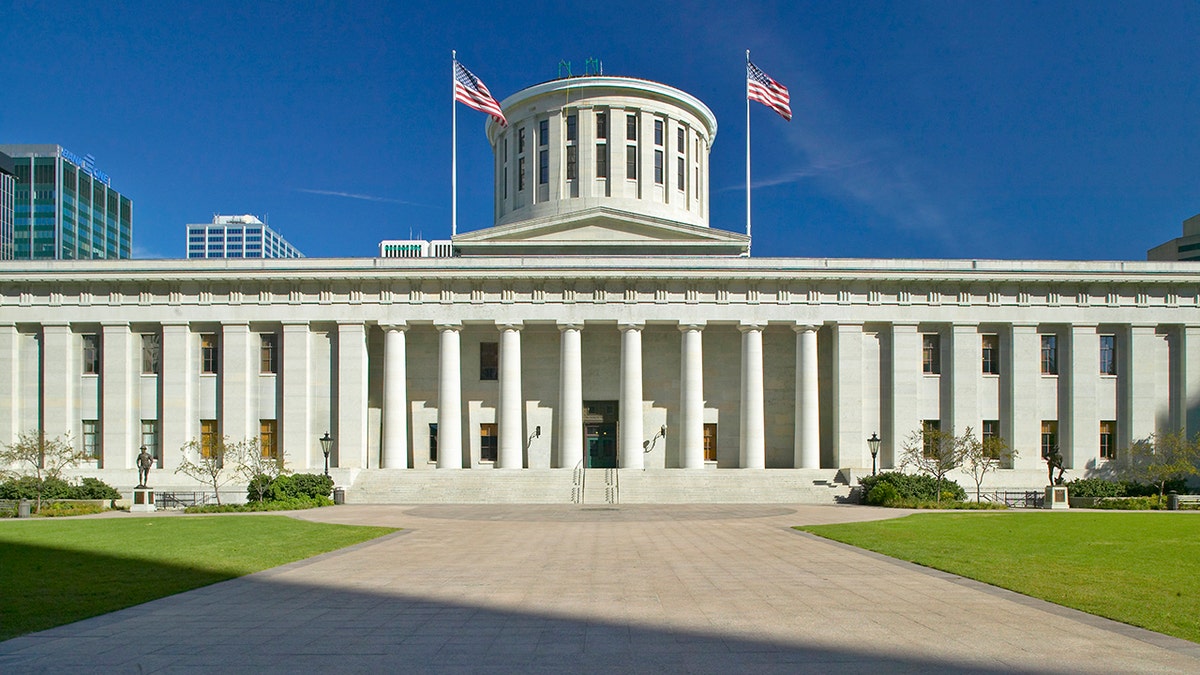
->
[4, 1, 1197, 261]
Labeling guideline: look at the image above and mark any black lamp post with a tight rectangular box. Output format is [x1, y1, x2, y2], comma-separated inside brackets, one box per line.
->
[867, 432, 881, 476]
[320, 431, 333, 478]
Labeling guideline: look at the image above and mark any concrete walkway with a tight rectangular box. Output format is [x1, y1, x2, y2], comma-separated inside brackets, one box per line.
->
[2, 504, 1197, 673]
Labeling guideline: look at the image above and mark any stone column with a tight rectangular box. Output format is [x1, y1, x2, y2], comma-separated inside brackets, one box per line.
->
[381, 324, 409, 469]
[1006, 324, 1041, 471]
[888, 323, 920, 470]
[1122, 325, 1157, 449]
[160, 323, 192, 472]
[101, 323, 133, 469]
[1063, 324, 1098, 469]
[832, 323, 864, 468]
[41, 324, 74, 441]
[221, 322, 254, 444]
[0, 323, 18, 446]
[794, 325, 820, 469]
[280, 322, 311, 470]
[558, 323, 583, 468]
[497, 322, 524, 469]
[739, 324, 765, 469]
[619, 323, 645, 470]
[948, 324, 980, 438]
[336, 322, 369, 469]
[1183, 326, 1200, 440]
[437, 324, 463, 469]
[679, 323, 705, 469]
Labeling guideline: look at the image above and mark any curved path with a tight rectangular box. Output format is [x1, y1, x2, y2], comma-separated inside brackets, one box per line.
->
[2, 504, 1197, 673]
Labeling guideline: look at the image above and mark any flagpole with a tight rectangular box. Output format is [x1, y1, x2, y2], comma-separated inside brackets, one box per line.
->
[745, 49, 752, 257]
[452, 50, 458, 238]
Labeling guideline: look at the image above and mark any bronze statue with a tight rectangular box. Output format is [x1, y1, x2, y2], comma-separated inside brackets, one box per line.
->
[136, 447, 154, 488]
[1045, 446, 1065, 486]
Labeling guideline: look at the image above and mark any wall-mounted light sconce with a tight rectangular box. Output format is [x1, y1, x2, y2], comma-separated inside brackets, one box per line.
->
[644, 425, 667, 455]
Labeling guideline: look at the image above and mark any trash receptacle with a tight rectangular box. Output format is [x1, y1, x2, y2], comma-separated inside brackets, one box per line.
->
[1167, 491, 1180, 511]
[17, 499, 31, 518]
[333, 487, 345, 505]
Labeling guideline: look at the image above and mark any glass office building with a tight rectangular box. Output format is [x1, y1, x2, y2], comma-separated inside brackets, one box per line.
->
[0, 152, 14, 260]
[186, 215, 304, 259]
[0, 145, 133, 260]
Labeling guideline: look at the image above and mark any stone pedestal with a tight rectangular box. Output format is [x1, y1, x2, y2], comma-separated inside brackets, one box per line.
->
[1043, 485, 1069, 510]
[131, 488, 156, 512]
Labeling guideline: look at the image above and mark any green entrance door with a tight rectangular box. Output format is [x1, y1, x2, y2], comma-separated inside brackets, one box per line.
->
[583, 401, 618, 468]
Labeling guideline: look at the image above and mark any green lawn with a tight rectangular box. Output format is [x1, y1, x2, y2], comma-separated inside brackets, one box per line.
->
[0, 516, 396, 641]
[799, 512, 1200, 643]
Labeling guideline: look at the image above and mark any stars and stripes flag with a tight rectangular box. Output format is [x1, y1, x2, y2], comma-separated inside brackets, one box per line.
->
[454, 60, 507, 127]
[747, 61, 791, 121]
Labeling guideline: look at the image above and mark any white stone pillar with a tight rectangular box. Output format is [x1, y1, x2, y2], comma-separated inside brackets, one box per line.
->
[948, 324, 980, 438]
[1123, 325, 1157, 448]
[1007, 324, 1041, 471]
[497, 322, 524, 469]
[336, 322, 369, 469]
[101, 323, 134, 469]
[619, 323, 645, 470]
[0, 323, 18, 446]
[832, 323, 864, 468]
[280, 322, 312, 470]
[558, 323, 584, 468]
[1183, 326, 1200, 440]
[794, 325, 820, 469]
[160, 323, 192, 472]
[381, 324, 408, 469]
[221, 323, 254, 445]
[41, 324, 75, 441]
[1063, 325, 1098, 470]
[739, 324, 765, 469]
[679, 323, 705, 469]
[437, 324, 463, 469]
[888, 323, 920, 470]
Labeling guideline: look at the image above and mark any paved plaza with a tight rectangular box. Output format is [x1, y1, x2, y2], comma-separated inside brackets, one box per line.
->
[2, 504, 1198, 673]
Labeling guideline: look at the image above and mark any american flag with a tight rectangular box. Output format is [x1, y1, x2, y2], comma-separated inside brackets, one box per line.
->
[747, 61, 791, 121]
[454, 61, 507, 127]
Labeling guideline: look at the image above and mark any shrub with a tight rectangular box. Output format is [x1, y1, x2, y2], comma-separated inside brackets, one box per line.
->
[72, 477, 121, 500]
[1065, 478, 1125, 498]
[269, 473, 334, 501]
[860, 472, 966, 503]
[1093, 496, 1163, 510]
[246, 474, 275, 503]
[866, 482, 901, 506]
[37, 502, 107, 517]
[0, 476, 74, 500]
[184, 495, 333, 514]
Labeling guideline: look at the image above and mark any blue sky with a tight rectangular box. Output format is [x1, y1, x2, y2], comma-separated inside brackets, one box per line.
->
[4, 1, 1198, 261]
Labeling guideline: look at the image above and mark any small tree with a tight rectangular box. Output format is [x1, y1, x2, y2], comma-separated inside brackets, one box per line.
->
[962, 432, 1017, 503]
[0, 430, 90, 512]
[900, 425, 973, 502]
[175, 435, 251, 505]
[1126, 431, 1200, 498]
[237, 438, 290, 503]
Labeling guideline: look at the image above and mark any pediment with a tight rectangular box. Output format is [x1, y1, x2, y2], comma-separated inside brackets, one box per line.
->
[453, 207, 749, 257]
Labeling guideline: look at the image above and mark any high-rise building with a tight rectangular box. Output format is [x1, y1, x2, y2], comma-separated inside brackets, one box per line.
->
[186, 214, 303, 259]
[0, 145, 132, 260]
[1147, 213, 1200, 262]
[378, 239, 453, 258]
[0, 151, 14, 261]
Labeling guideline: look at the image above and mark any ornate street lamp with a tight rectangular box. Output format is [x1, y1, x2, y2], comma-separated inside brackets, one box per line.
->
[320, 431, 333, 478]
[867, 432, 882, 476]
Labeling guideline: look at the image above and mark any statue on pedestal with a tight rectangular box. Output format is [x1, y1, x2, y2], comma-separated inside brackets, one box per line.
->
[136, 446, 154, 488]
[1045, 446, 1065, 486]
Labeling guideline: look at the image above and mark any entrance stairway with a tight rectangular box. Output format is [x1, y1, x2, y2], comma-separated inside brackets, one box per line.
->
[347, 468, 851, 504]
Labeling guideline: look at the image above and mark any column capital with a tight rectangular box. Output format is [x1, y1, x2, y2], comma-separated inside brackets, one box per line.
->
[678, 322, 706, 332]
[435, 322, 463, 332]
[378, 321, 409, 332]
[738, 323, 764, 333]
[951, 323, 980, 331]
[221, 322, 251, 330]
[557, 321, 583, 331]
[497, 321, 524, 331]
[280, 320, 310, 328]
[101, 322, 131, 329]
[793, 323, 820, 333]
[618, 322, 645, 332]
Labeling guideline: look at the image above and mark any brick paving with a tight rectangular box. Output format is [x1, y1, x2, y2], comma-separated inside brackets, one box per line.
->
[1, 504, 1197, 673]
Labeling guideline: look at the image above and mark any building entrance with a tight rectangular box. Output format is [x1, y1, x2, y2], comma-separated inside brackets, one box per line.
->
[583, 401, 618, 468]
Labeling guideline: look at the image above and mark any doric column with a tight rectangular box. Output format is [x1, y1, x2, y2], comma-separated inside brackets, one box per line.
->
[497, 322, 524, 469]
[221, 322, 254, 445]
[888, 323, 920, 470]
[436, 324, 463, 469]
[41, 324, 74, 441]
[1122, 325, 1157, 449]
[381, 324, 409, 469]
[679, 323, 705, 469]
[948, 324, 980, 438]
[739, 324, 765, 469]
[1006, 324, 1040, 471]
[619, 323, 645, 470]
[794, 324, 820, 469]
[558, 323, 583, 468]
[832, 323, 864, 468]
[0, 323, 18, 446]
[101, 323, 134, 469]
[280, 322, 312, 470]
[160, 323, 192, 472]
[1182, 326, 1200, 440]
[335, 322, 369, 469]
[1063, 324, 1098, 470]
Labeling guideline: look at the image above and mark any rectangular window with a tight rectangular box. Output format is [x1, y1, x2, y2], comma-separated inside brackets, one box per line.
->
[538, 149, 549, 185]
[480, 423, 497, 462]
[518, 157, 526, 191]
[626, 113, 638, 140]
[654, 119, 664, 146]
[922, 420, 940, 458]
[566, 114, 577, 142]
[1099, 420, 1115, 460]
[982, 420, 1001, 458]
[703, 423, 717, 462]
[1041, 335, 1058, 375]
[566, 145, 578, 180]
[677, 127, 685, 152]
[538, 119, 549, 147]
[83, 419, 100, 459]
[260, 334, 278, 374]
[981, 334, 999, 375]
[1040, 420, 1058, 459]
[922, 334, 940, 374]
[654, 150, 664, 184]
[201, 419, 219, 458]
[1099, 334, 1116, 375]
[480, 342, 498, 380]
[626, 146, 638, 180]
[260, 419, 278, 459]
[596, 145, 608, 178]
[82, 334, 100, 374]
[596, 112, 607, 139]
[677, 156, 685, 190]
[141, 419, 160, 467]
[201, 334, 218, 374]
[429, 423, 438, 462]
[518, 127, 526, 153]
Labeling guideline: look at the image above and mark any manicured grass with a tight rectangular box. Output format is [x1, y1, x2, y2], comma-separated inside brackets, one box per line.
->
[0, 516, 395, 641]
[799, 512, 1200, 643]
